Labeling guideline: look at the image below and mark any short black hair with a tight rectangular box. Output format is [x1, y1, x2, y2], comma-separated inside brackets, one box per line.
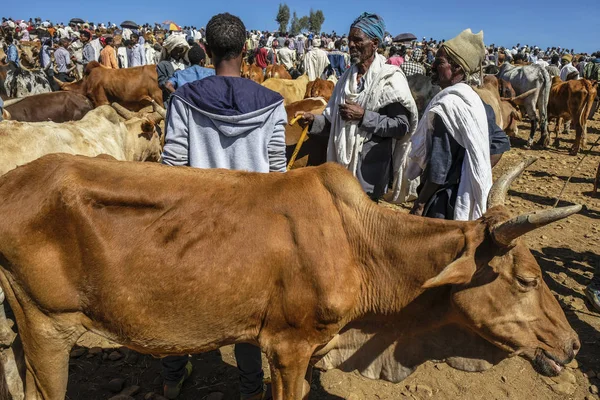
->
[206, 13, 246, 60]
[188, 44, 206, 65]
[105, 37, 113, 45]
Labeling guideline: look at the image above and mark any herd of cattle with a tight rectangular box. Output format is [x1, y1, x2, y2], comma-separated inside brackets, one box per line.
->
[0, 45, 598, 399]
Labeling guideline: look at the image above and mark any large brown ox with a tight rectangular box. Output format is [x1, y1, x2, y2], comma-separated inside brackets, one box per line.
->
[0, 156, 580, 399]
[0, 103, 164, 176]
[56, 62, 163, 110]
[2, 92, 93, 122]
[262, 74, 310, 105]
[547, 76, 598, 154]
[285, 97, 328, 168]
[304, 79, 335, 101]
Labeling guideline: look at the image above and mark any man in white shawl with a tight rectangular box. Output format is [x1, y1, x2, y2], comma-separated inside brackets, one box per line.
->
[302, 38, 330, 81]
[296, 12, 419, 202]
[408, 29, 510, 221]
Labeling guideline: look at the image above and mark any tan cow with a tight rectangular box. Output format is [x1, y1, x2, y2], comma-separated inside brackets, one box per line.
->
[0, 156, 579, 400]
[0, 104, 164, 176]
[547, 76, 598, 154]
[262, 74, 310, 105]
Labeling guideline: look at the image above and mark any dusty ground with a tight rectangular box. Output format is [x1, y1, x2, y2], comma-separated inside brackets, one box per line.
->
[61, 116, 600, 399]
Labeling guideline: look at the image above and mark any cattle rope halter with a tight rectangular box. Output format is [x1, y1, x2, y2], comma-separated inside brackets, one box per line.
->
[287, 115, 310, 171]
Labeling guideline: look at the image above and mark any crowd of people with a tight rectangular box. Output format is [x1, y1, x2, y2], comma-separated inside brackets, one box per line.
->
[1, 12, 599, 400]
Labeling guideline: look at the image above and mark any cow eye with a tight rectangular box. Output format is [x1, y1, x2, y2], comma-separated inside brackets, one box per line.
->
[516, 276, 538, 290]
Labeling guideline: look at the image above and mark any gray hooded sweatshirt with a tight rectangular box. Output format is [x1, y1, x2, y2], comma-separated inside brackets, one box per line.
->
[161, 76, 287, 173]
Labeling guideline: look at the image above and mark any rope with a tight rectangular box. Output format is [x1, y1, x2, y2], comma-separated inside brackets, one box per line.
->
[552, 133, 600, 207]
[286, 115, 310, 171]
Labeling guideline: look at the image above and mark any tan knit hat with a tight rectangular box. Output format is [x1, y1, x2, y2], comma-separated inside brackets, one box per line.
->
[442, 29, 485, 75]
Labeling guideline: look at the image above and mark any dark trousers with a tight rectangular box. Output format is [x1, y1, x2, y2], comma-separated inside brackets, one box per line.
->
[45, 69, 61, 92]
[56, 72, 74, 83]
[161, 343, 264, 397]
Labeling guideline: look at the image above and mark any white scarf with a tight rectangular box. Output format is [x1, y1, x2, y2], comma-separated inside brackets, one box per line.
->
[407, 83, 491, 221]
[324, 54, 419, 202]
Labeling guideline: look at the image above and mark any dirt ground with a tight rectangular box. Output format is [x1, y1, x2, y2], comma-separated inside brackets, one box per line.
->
[62, 115, 600, 400]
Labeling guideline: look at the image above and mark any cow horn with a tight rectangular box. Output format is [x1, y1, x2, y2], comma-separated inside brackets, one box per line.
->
[487, 157, 537, 208]
[2, 97, 26, 107]
[491, 205, 582, 247]
[151, 100, 166, 119]
[111, 103, 135, 120]
[53, 77, 67, 89]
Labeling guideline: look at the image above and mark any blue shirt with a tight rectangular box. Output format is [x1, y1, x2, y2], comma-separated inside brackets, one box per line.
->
[7, 44, 19, 66]
[168, 65, 215, 90]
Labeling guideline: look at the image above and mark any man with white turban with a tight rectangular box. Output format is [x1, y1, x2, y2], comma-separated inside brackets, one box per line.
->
[156, 35, 191, 106]
[302, 37, 330, 81]
[296, 13, 419, 202]
[408, 29, 510, 221]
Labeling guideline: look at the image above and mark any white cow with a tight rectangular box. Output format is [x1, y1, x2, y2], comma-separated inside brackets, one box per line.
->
[0, 104, 164, 176]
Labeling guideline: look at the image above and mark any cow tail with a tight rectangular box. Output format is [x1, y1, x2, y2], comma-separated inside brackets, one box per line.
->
[538, 66, 551, 133]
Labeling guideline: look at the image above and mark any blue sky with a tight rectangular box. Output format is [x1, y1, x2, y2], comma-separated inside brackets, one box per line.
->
[4, 0, 599, 53]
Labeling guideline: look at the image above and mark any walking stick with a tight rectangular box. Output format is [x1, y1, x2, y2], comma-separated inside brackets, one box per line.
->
[287, 115, 310, 171]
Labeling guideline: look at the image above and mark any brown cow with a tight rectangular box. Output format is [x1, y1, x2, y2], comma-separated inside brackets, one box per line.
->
[241, 60, 264, 84]
[0, 156, 579, 399]
[265, 64, 292, 80]
[547, 76, 598, 154]
[3, 91, 93, 122]
[56, 62, 163, 110]
[304, 79, 335, 101]
[285, 97, 328, 168]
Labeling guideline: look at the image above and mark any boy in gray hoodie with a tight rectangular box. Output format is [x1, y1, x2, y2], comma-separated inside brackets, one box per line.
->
[160, 12, 286, 400]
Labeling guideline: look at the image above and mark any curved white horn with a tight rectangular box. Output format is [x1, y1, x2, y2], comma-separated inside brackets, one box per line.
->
[2, 97, 26, 107]
[111, 103, 135, 120]
[151, 100, 166, 119]
[492, 205, 582, 247]
[487, 157, 537, 208]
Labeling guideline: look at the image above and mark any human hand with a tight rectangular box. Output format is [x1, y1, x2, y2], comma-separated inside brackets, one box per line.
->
[339, 100, 364, 121]
[410, 202, 425, 216]
[293, 111, 315, 128]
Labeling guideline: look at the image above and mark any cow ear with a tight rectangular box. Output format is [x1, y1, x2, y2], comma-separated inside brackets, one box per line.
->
[422, 256, 477, 289]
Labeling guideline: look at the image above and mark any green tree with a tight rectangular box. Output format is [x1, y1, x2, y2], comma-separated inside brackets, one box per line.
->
[275, 3, 290, 34]
[298, 16, 310, 31]
[289, 12, 300, 36]
[308, 9, 325, 34]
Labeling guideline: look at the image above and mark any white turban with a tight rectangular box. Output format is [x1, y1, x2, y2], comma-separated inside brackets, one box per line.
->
[164, 34, 190, 53]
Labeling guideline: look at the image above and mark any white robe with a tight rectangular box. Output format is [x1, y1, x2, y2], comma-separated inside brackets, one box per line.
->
[324, 54, 419, 203]
[303, 48, 330, 81]
[407, 83, 492, 221]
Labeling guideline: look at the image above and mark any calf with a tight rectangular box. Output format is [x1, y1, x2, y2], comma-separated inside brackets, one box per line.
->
[547, 76, 598, 154]
[0, 156, 579, 399]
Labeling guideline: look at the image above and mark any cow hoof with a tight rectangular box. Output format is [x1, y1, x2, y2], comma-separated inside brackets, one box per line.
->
[524, 139, 534, 149]
[569, 148, 579, 156]
[553, 139, 561, 148]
